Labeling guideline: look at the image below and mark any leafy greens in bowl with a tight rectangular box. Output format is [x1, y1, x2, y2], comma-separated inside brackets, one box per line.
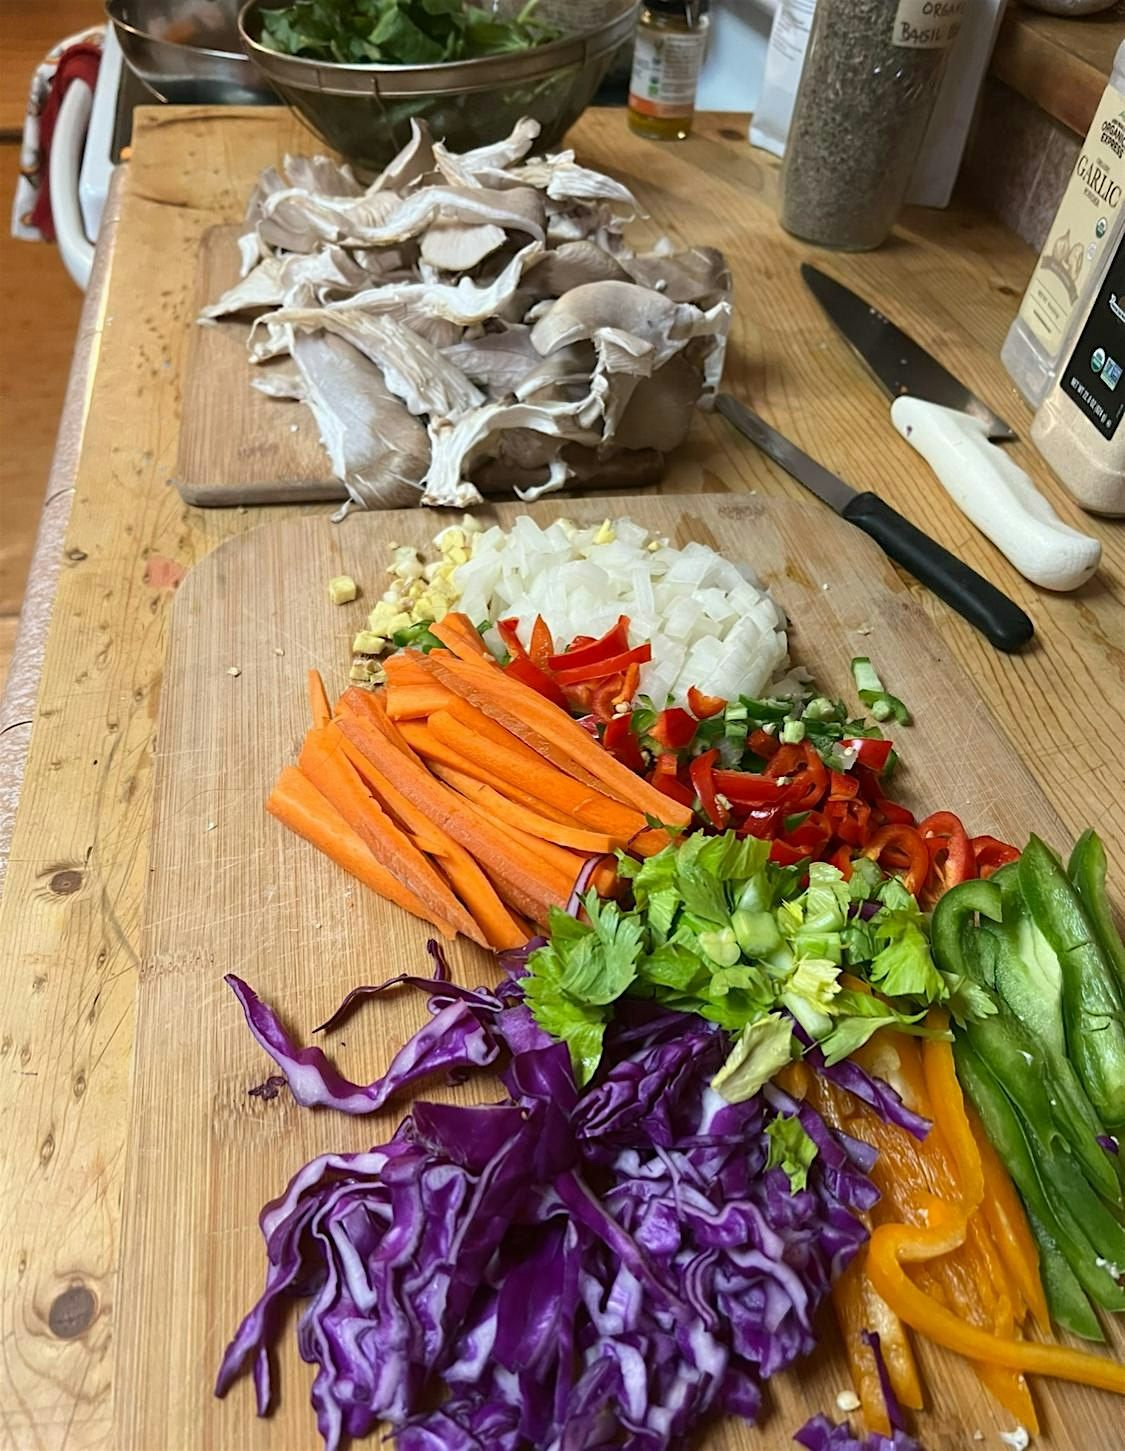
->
[258, 0, 562, 65]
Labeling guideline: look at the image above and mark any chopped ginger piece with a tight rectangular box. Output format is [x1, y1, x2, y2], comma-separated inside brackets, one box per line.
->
[328, 574, 358, 605]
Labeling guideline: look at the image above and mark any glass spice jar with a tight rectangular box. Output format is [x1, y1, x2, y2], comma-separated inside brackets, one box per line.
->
[628, 0, 710, 142]
[779, 0, 970, 249]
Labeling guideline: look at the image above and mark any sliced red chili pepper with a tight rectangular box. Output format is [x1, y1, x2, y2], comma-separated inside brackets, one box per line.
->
[843, 737, 894, 772]
[497, 617, 528, 661]
[591, 678, 623, 722]
[713, 770, 789, 805]
[829, 844, 854, 880]
[504, 654, 569, 709]
[828, 769, 860, 801]
[825, 797, 872, 848]
[687, 685, 726, 719]
[770, 838, 809, 866]
[735, 805, 784, 839]
[918, 811, 976, 900]
[971, 835, 1020, 879]
[548, 617, 629, 672]
[689, 749, 729, 829]
[529, 615, 554, 669]
[748, 728, 779, 760]
[603, 713, 645, 772]
[649, 753, 695, 808]
[553, 644, 652, 688]
[782, 808, 831, 854]
[613, 661, 640, 709]
[766, 742, 828, 811]
[854, 768, 916, 826]
[862, 825, 930, 898]
[564, 682, 594, 713]
[649, 707, 698, 751]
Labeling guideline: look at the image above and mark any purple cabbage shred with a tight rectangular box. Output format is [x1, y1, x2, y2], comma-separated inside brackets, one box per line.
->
[218, 958, 880, 1451]
[794, 1414, 922, 1451]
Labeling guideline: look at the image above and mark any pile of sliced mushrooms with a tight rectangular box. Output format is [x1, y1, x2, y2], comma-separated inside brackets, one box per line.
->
[201, 117, 732, 512]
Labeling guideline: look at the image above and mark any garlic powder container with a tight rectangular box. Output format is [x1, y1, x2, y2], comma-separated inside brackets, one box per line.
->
[1031, 235, 1125, 516]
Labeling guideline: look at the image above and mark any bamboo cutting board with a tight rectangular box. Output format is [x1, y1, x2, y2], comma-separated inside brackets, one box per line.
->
[115, 495, 1119, 1451]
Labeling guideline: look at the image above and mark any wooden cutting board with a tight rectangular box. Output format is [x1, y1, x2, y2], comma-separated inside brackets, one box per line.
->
[115, 495, 1118, 1451]
[175, 225, 346, 505]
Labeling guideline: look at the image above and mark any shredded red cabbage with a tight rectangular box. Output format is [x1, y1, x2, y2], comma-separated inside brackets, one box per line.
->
[790, 1023, 931, 1142]
[218, 962, 878, 1451]
[794, 1414, 922, 1451]
[1097, 1133, 1119, 1156]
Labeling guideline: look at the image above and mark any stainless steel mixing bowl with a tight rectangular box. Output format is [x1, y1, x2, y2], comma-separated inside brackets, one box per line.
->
[106, 0, 277, 103]
[238, 0, 637, 171]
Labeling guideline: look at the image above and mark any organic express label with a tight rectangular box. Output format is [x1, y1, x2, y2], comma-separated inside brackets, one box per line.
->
[629, 31, 706, 117]
[892, 0, 966, 48]
[1061, 248, 1125, 442]
[1019, 84, 1125, 353]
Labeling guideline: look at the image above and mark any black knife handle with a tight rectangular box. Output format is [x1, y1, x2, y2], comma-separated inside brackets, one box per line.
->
[842, 493, 1034, 653]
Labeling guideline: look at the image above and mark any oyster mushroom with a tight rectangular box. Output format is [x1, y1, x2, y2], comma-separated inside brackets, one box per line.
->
[523, 240, 631, 296]
[290, 332, 429, 513]
[260, 309, 482, 421]
[206, 115, 733, 515]
[432, 117, 541, 188]
[423, 400, 601, 508]
[530, 281, 728, 371]
[367, 118, 436, 194]
[419, 221, 507, 272]
[200, 256, 286, 320]
[442, 325, 542, 394]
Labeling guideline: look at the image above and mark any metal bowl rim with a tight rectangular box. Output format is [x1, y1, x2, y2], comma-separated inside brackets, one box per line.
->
[105, 0, 254, 64]
[238, 0, 637, 95]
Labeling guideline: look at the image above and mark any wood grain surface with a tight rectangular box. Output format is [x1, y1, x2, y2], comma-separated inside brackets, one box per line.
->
[175, 225, 345, 505]
[991, 2, 1125, 139]
[0, 105, 1122, 1451]
[115, 494, 1122, 1451]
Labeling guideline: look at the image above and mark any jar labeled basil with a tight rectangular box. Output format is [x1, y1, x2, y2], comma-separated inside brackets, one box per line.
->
[780, 0, 970, 249]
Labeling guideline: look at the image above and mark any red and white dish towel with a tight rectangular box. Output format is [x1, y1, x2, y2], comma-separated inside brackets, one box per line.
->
[10, 27, 103, 243]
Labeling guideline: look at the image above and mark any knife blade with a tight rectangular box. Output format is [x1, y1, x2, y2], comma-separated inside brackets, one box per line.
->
[715, 394, 1034, 653]
[801, 264, 1017, 442]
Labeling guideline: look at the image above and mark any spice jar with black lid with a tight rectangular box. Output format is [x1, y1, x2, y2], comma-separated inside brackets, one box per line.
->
[779, 0, 970, 249]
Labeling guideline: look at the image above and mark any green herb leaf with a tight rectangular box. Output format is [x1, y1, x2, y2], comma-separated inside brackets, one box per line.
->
[711, 1013, 795, 1102]
[765, 1112, 818, 1193]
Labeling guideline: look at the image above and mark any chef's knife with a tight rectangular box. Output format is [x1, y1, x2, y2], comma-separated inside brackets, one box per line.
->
[801, 264, 1101, 592]
[715, 393, 1034, 653]
[801, 263, 1016, 440]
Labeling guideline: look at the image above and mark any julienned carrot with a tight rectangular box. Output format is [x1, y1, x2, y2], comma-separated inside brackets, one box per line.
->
[427, 708, 648, 842]
[298, 726, 484, 945]
[441, 787, 586, 889]
[441, 692, 592, 782]
[421, 653, 694, 828]
[385, 683, 459, 721]
[381, 652, 436, 688]
[332, 726, 524, 951]
[266, 766, 454, 936]
[429, 612, 491, 660]
[397, 721, 613, 834]
[308, 669, 332, 729]
[428, 762, 618, 854]
[336, 705, 568, 925]
[349, 694, 576, 906]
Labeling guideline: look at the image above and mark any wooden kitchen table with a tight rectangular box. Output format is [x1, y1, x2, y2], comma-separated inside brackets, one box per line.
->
[0, 106, 1121, 1451]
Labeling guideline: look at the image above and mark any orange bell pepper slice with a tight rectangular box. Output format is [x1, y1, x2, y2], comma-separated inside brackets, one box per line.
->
[868, 1200, 1125, 1397]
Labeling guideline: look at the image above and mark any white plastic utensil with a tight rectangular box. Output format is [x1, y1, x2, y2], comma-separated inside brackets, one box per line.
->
[891, 397, 1102, 592]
